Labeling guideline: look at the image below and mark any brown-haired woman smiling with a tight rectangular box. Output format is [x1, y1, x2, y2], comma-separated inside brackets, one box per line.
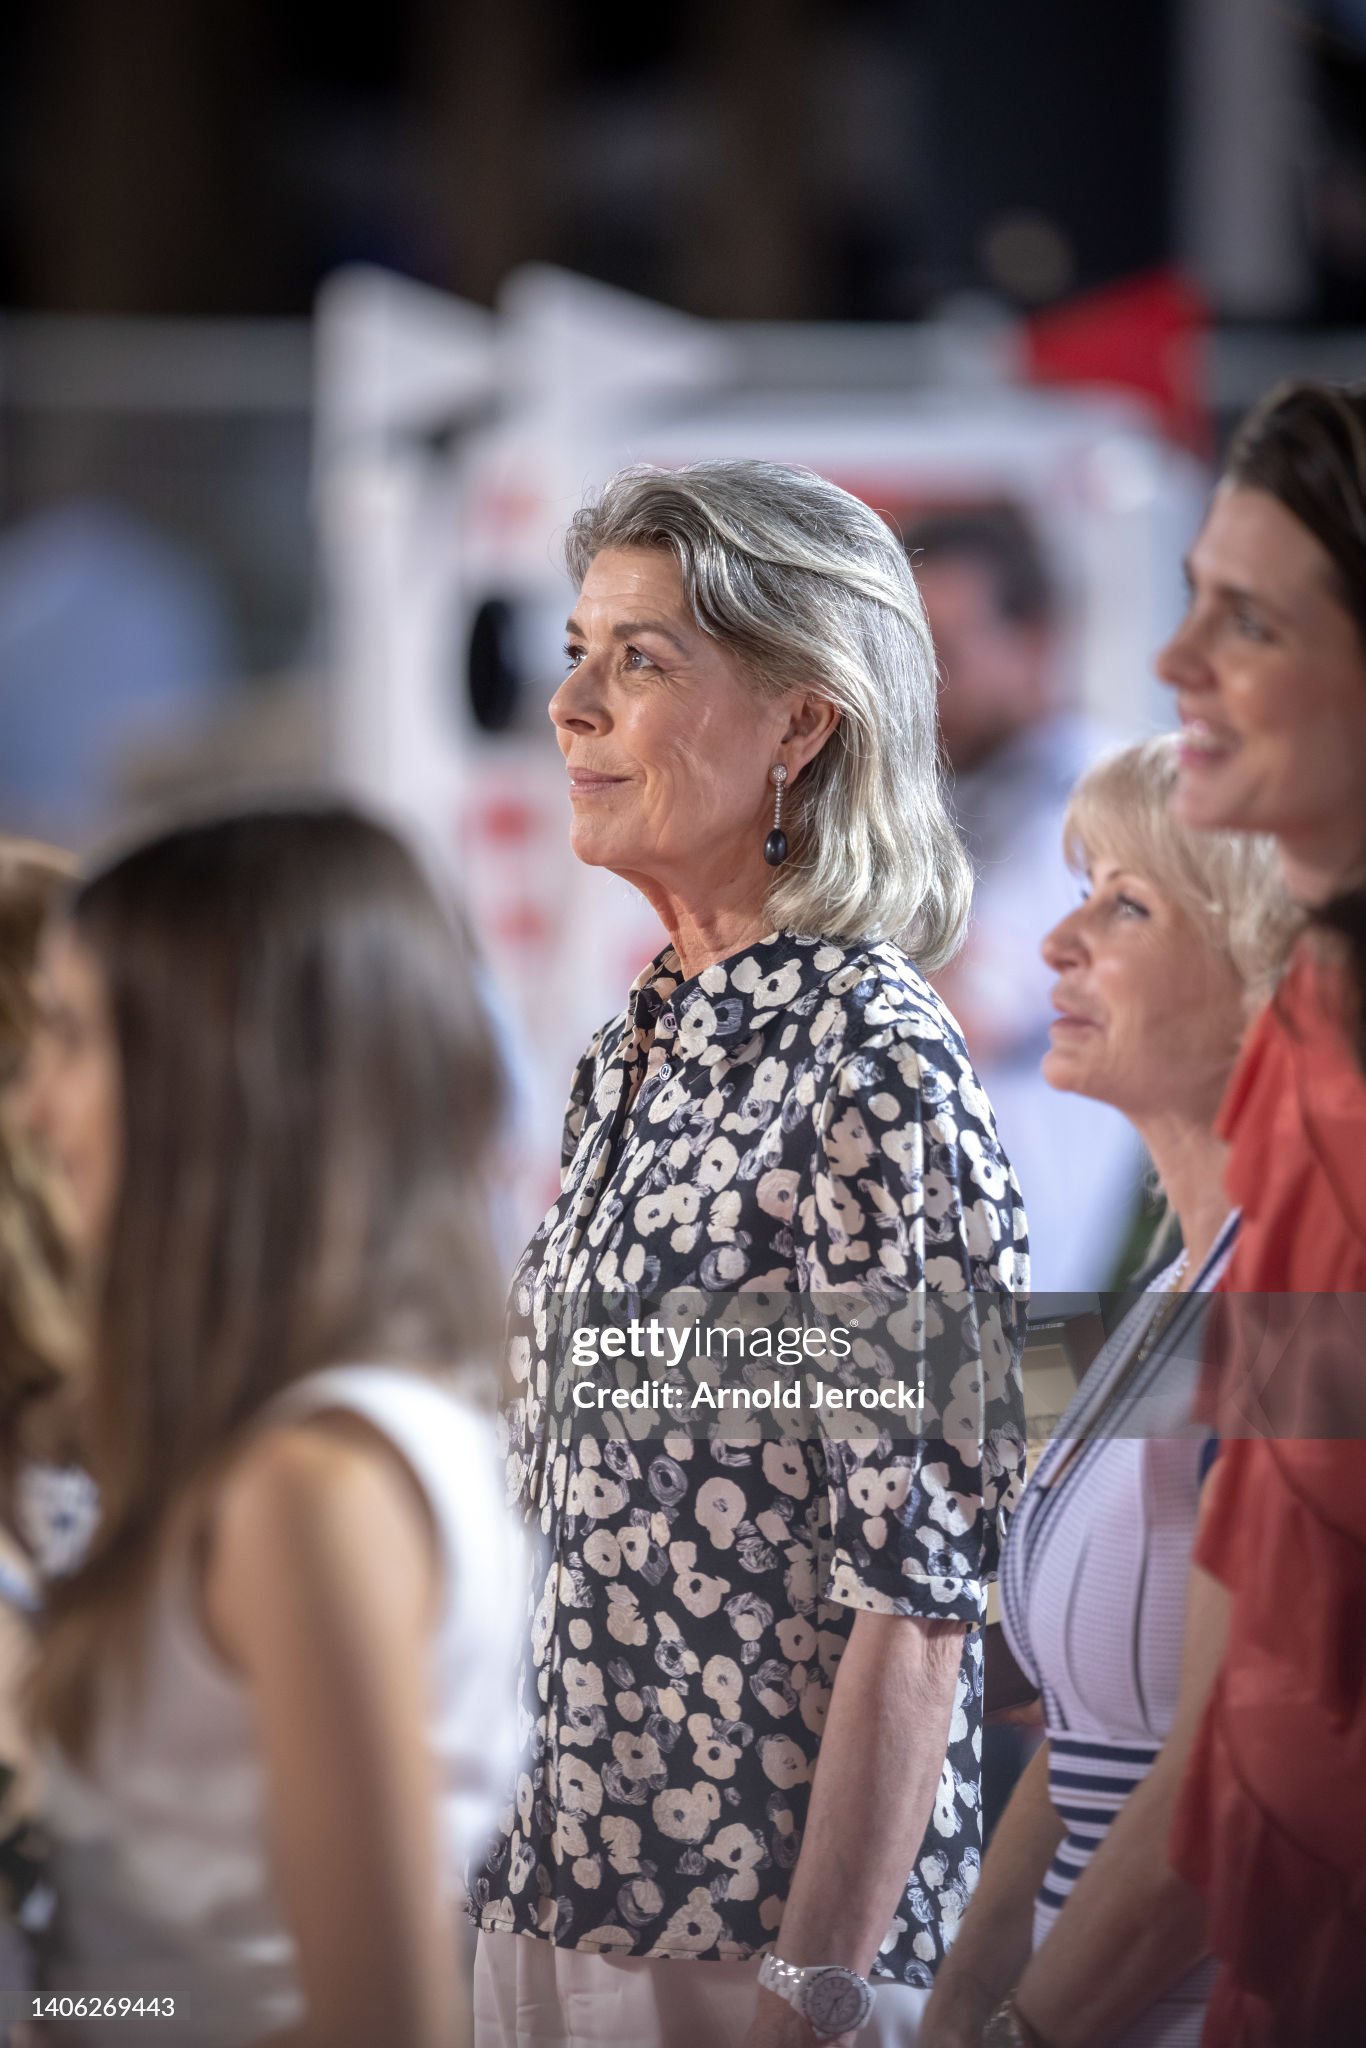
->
[1157, 380, 1366, 2045]
[20, 805, 520, 2048]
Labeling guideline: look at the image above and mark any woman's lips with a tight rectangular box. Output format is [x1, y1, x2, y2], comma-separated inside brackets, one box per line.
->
[1177, 718, 1237, 770]
[568, 770, 628, 793]
[1049, 1006, 1098, 1034]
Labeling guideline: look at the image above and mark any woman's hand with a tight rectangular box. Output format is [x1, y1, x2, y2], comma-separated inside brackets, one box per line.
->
[742, 1986, 851, 2048]
[916, 2023, 981, 2048]
[1007, 1553, 1228, 2048]
[918, 1737, 1057, 2048]
[747, 1611, 965, 2048]
[918, 1999, 991, 2045]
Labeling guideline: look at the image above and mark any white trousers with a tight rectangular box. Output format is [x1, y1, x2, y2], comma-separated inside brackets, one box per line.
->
[473, 1931, 928, 2048]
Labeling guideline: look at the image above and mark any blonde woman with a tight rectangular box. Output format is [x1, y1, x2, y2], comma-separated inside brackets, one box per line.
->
[920, 736, 1290, 2048]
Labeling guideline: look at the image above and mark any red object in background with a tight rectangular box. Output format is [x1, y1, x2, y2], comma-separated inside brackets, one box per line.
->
[492, 903, 552, 947]
[1023, 268, 1211, 457]
[476, 797, 541, 845]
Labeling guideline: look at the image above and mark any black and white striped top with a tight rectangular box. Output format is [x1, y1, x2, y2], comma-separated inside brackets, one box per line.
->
[999, 1213, 1239, 2045]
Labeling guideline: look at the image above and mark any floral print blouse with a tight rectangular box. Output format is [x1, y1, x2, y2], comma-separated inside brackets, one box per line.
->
[472, 932, 1029, 1986]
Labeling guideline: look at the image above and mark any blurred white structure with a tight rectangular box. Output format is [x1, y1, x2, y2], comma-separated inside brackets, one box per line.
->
[315, 265, 1206, 1266]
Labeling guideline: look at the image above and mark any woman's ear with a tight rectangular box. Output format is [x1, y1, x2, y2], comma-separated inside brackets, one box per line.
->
[782, 693, 841, 777]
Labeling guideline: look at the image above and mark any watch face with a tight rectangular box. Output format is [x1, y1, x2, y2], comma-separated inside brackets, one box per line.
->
[802, 1968, 872, 2036]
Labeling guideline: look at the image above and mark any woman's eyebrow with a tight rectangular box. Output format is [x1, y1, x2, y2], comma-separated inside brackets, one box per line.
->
[612, 619, 690, 651]
[1212, 579, 1298, 627]
[563, 615, 691, 653]
[1182, 559, 1294, 626]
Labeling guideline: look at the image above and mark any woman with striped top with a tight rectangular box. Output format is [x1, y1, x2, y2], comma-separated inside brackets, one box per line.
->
[920, 736, 1290, 2048]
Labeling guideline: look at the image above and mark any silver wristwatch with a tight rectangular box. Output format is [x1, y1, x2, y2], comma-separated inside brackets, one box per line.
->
[757, 1953, 876, 2039]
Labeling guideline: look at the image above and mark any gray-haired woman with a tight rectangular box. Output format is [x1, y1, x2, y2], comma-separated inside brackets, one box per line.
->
[470, 462, 1029, 2048]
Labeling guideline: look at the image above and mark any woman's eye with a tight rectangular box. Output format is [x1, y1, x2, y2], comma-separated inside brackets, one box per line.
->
[562, 645, 584, 671]
[621, 646, 656, 673]
[1232, 607, 1271, 643]
[1116, 894, 1149, 918]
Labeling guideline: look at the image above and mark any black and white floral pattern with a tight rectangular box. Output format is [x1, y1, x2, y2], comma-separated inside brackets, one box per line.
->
[472, 933, 1028, 1986]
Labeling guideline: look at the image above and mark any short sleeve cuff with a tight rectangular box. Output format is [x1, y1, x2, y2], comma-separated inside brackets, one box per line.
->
[824, 1550, 987, 1626]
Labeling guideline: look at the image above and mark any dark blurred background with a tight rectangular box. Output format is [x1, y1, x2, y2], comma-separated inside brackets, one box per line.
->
[5, 0, 1365, 324]
[1, 0, 1364, 687]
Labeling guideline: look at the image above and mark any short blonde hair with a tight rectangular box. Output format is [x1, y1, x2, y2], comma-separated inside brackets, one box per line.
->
[1064, 734, 1293, 1011]
[564, 461, 972, 967]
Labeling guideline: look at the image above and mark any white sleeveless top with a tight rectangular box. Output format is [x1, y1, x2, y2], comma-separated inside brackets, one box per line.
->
[41, 1366, 522, 2045]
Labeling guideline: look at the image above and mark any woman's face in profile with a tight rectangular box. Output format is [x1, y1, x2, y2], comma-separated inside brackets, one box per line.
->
[549, 547, 794, 904]
[1040, 850, 1243, 1125]
[15, 923, 121, 1262]
[1157, 484, 1366, 891]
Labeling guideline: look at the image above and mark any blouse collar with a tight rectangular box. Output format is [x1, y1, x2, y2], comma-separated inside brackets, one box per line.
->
[625, 929, 838, 1046]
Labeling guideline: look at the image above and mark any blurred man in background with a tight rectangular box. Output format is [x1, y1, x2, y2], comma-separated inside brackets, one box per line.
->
[907, 503, 1143, 1292]
[0, 500, 235, 848]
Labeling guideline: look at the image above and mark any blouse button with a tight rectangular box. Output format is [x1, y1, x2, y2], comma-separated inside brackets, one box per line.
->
[659, 1061, 673, 1079]
[659, 1010, 676, 1031]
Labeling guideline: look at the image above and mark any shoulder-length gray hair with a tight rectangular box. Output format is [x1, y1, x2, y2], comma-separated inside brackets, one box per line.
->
[564, 460, 971, 968]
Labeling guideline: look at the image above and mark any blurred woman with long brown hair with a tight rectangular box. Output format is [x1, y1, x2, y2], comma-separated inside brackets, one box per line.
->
[20, 804, 520, 2047]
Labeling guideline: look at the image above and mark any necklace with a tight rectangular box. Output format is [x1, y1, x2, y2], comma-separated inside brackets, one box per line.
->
[1133, 1249, 1190, 1364]
[1047, 1248, 1196, 1484]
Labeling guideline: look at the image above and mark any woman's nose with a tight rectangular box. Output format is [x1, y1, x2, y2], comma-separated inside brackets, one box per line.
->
[549, 662, 606, 737]
[1041, 905, 1088, 970]
[1155, 611, 1210, 694]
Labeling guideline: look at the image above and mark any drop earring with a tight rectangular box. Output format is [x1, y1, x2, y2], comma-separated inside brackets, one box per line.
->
[764, 763, 789, 867]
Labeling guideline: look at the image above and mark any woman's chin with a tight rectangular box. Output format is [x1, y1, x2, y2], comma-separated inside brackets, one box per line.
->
[1172, 762, 1249, 837]
[567, 821, 622, 869]
[567, 821, 667, 888]
[1041, 1061, 1127, 1125]
[1041, 1048, 1093, 1099]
